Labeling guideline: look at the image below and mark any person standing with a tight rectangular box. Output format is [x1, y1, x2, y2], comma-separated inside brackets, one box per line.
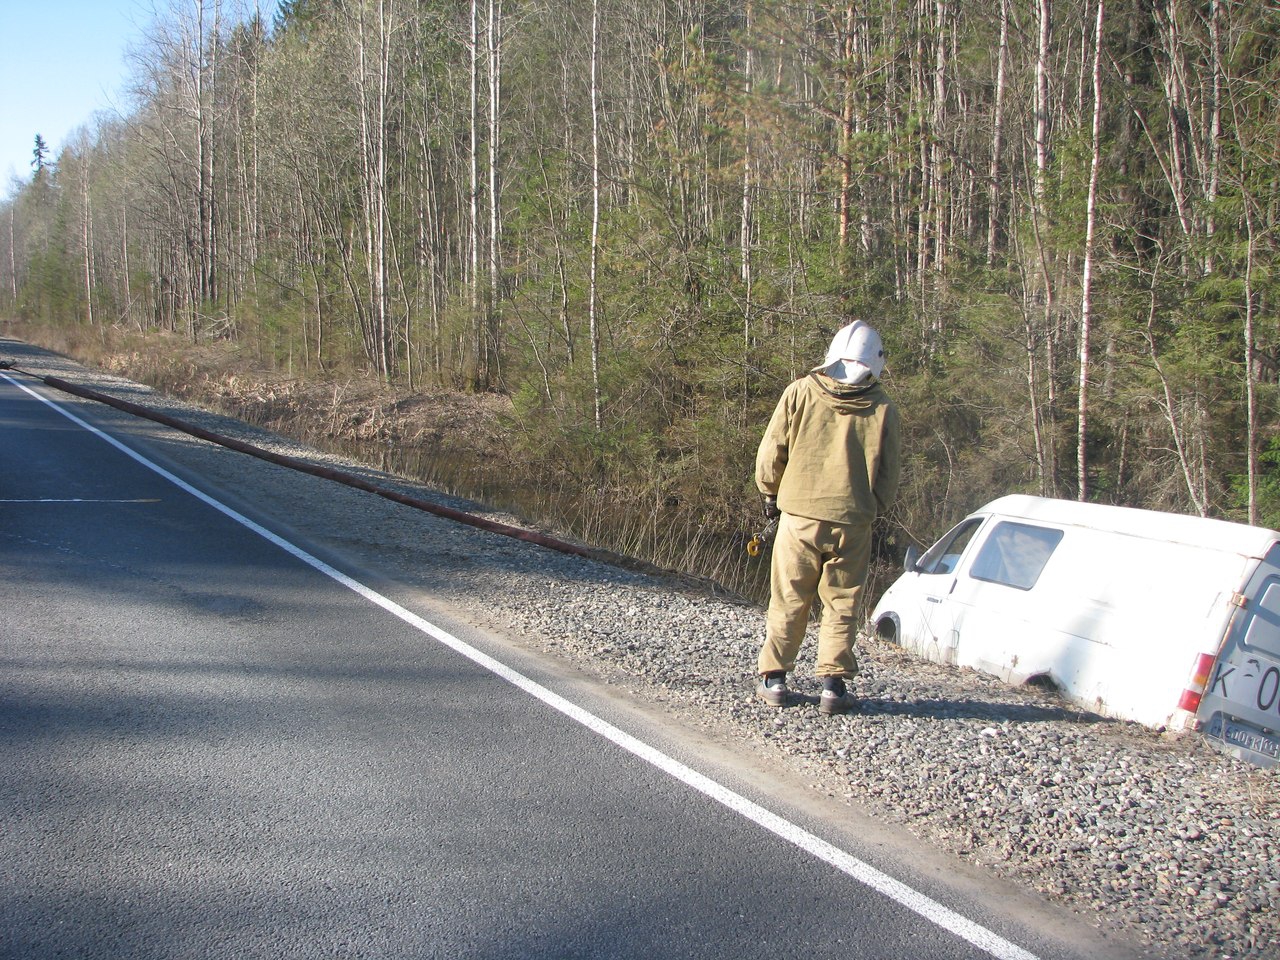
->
[754, 320, 901, 715]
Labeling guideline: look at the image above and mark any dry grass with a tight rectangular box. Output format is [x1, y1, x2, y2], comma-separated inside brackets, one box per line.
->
[8, 322, 510, 458]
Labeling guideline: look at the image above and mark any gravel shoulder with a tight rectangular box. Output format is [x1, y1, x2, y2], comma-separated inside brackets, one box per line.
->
[5, 335, 1278, 960]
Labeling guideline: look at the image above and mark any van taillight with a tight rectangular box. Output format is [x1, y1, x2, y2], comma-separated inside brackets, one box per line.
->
[1177, 689, 1203, 713]
[1178, 652, 1217, 714]
[1190, 652, 1215, 686]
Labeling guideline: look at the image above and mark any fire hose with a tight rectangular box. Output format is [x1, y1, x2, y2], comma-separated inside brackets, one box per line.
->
[0, 358, 608, 564]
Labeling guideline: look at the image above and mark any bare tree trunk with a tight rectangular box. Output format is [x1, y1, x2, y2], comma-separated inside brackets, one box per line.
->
[1034, 0, 1051, 213]
[1205, 0, 1222, 273]
[986, 0, 1008, 264]
[1033, 0, 1058, 494]
[416, 92, 442, 381]
[369, 0, 399, 377]
[248, 8, 262, 301]
[195, 0, 208, 315]
[837, 4, 855, 259]
[81, 159, 95, 326]
[469, 0, 482, 383]
[7, 207, 17, 303]
[353, 1, 392, 376]
[740, 1, 753, 296]
[1024, 302, 1049, 496]
[486, 0, 503, 389]
[588, 0, 602, 430]
[1243, 201, 1258, 524]
[377, 0, 393, 377]
[930, 0, 949, 271]
[195, 0, 220, 310]
[1151, 0, 1194, 240]
[741, 0, 754, 413]
[120, 204, 131, 326]
[1077, 0, 1105, 501]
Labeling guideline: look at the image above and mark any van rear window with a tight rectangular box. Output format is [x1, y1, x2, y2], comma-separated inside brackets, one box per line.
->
[969, 521, 1063, 590]
[1243, 579, 1280, 656]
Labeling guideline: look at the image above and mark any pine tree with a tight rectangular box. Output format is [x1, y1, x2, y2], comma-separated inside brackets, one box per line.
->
[31, 134, 48, 172]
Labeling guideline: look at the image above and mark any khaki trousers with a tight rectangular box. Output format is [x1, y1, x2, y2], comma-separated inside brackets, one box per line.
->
[757, 513, 871, 679]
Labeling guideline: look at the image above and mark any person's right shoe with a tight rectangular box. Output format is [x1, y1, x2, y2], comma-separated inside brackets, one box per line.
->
[819, 677, 859, 715]
[757, 672, 788, 707]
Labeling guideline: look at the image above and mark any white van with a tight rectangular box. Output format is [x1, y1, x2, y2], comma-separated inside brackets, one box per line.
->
[870, 495, 1280, 767]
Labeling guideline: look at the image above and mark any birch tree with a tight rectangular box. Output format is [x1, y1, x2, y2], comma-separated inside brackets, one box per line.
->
[588, 0, 603, 431]
[1077, 0, 1104, 501]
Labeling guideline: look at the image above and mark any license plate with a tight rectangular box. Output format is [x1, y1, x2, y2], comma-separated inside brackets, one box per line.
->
[1205, 713, 1280, 762]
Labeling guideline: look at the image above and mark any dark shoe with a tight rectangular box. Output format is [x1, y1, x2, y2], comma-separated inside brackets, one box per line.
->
[757, 673, 788, 707]
[819, 677, 858, 716]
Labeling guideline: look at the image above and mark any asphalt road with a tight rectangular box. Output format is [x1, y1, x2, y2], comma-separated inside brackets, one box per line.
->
[0, 363, 1138, 960]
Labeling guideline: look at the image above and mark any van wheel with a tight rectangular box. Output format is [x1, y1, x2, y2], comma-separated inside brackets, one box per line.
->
[875, 616, 897, 643]
[1025, 673, 1060, 692]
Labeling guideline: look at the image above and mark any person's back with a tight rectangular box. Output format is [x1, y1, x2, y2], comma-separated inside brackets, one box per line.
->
[757, 373, 898, 527]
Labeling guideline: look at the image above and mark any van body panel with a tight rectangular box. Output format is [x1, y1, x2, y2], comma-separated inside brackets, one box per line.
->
[900, 571, 961, 665]
[871, 496, 1278, 751]
[1199, 544, 1280, 768]
[887, 516, 988, 665]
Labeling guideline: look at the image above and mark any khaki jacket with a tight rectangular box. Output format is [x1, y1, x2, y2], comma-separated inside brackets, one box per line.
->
[755, 373, 901, 525]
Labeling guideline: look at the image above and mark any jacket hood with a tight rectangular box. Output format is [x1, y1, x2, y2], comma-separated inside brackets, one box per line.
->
[806, 371, 884, 412]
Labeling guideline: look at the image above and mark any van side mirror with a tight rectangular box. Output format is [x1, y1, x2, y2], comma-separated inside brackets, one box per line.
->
[904, 544, 921, 573]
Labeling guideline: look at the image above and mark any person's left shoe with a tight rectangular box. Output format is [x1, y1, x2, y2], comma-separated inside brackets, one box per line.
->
[819, 677, 858, 716]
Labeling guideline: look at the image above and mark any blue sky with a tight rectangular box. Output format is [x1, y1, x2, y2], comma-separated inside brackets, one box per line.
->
[1, 1, 148, 194]
[1, 2, 278, 199]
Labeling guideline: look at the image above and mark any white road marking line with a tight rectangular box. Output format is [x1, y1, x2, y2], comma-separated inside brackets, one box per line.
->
[8, 373, 1042, 960]
[0, 498, 160, 503]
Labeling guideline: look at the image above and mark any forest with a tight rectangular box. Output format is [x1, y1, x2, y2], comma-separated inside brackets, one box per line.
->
[2, 0, 1278, 596]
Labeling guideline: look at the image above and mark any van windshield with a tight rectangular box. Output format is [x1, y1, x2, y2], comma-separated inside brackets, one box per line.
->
[969, 521, 1063, 590]
[916, 518, 983, 575]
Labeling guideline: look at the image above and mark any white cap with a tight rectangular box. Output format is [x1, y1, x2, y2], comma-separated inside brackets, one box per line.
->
[812, 321, 885, 385]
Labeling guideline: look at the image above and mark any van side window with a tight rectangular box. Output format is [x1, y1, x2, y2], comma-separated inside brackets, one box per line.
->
[916, 519, 983, 575]
[969, 521, 1063, 590]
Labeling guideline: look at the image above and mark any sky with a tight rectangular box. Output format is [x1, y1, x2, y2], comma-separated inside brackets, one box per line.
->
[0, 1, 148, 195]
[0, 1, 278, 200]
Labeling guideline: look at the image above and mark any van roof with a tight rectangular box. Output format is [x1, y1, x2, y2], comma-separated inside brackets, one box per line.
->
[978, 495, 1279, 558]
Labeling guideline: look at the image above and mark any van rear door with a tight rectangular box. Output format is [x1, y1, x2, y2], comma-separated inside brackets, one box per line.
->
[1200, 542, 1280, 768]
